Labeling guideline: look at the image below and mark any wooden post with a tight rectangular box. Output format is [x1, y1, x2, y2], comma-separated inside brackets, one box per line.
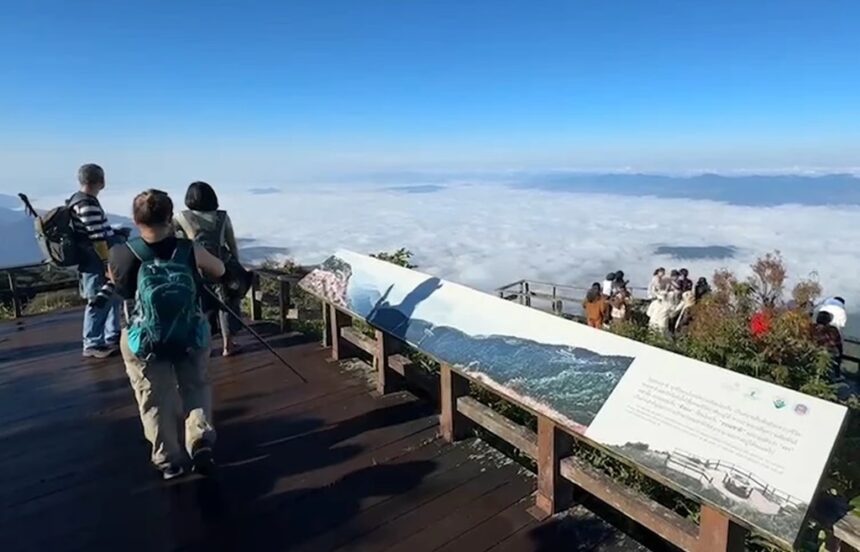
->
[249, 273, 262, 321]
[328, 304, 352, 361]
[373, 329, 400, 395]
[7, 272, 20, 319]
[278, 279, 290, 333]
[697, 506, 746, 552]
[532, 415, 574, 518]
[322, 301, 333, 348]
[524, 282, 531, 307]
[439, 363, 471, 442]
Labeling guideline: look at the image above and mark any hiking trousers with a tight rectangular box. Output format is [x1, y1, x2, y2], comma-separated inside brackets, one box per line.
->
[120, 330, 216, 470]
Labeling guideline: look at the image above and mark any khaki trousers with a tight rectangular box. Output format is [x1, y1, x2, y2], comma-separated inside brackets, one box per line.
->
[120, 330, 216, 469]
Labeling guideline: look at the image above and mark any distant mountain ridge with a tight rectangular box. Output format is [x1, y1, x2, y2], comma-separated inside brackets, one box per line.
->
[0, 194, 134, 267]
[515, 172, 860, 206]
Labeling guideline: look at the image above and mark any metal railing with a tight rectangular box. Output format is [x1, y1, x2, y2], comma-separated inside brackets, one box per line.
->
[496, 278, 860, 374]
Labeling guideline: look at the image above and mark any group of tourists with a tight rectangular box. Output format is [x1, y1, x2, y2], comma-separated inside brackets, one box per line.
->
[646, 267, 710, 336]
[69, 163, 245, 480]
[582, 270, 634, 329]
[581, 267, 711, 333]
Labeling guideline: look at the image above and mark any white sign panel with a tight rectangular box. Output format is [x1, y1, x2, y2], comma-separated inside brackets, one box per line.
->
[299, 250, 847, 545]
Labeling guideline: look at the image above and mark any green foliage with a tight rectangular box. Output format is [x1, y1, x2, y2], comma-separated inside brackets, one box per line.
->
[23, 290, 82, 315]
[370, 248, 416, 269]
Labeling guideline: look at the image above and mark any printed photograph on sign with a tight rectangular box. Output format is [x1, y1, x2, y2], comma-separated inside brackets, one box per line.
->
[300, 251, 640, 430]
[299, 251, 848, 546]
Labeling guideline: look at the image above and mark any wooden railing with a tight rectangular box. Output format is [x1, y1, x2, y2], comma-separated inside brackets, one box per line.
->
[312, 297, 860, 552]
[0, 261, 311, 326]
[0, 263, 79, 318]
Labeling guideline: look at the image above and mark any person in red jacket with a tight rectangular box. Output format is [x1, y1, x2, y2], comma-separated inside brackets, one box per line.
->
[750, 309, 772, 338]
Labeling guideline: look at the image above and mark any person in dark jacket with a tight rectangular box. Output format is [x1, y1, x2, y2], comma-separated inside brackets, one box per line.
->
[694, 277, 711, 302]
[812, 311, 843, 380]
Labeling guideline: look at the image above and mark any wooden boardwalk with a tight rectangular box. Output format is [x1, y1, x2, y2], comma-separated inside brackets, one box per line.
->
[0, 311, 666, 552]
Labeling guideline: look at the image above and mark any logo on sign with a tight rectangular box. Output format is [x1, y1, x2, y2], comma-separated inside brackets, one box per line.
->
[794, 404, 808, 415]
[773, 398, 786, 409]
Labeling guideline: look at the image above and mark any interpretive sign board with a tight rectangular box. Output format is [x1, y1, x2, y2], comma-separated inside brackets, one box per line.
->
[299, 250, 847, 546]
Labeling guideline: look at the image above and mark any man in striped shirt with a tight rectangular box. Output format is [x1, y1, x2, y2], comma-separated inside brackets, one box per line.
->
[71, 163, 121, 358]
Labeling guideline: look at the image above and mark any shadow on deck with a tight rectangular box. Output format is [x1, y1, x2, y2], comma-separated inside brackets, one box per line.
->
[0, 310, 666, 552]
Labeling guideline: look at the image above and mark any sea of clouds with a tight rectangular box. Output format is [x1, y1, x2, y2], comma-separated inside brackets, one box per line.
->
[3, 177, 852, 335]
[55, 181, 855, 315]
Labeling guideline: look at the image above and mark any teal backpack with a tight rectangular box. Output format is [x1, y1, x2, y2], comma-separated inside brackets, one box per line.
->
[126, 238, 209, 359]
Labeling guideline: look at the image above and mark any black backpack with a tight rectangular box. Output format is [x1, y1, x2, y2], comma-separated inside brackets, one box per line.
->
[20, 193, 86, 268]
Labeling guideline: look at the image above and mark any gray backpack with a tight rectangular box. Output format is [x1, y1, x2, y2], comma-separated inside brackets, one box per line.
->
[21, 193, 87, 267]
[176, 210, 228, 260]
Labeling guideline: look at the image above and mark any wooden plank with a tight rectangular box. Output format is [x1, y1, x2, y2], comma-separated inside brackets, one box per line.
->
[532, 415, 574, 518]
[559, 455, 699, 551]
[457, 396, 538, 460]
[374, 329, 401, 395]
[341, 326, 376, 356]
[249, 272, 262, 321]
[381, 470, 536, 552]
[388, 354, 438, 399]
[834, 514, 860, 552]
[434, 498, 538, 552]
[293, 444, 497, 552]
[322, 301, 332, 347]
[329, 304, 353, 361]
[697, 505, 746, 552]
[278, 279, 290, 333]
[388, 353, 410, 375]
[440, 362, 471, 442]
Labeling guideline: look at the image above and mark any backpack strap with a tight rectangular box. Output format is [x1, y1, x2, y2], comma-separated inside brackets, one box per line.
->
[127, 238, 155, 262]
[66, 192, 90, 210]
[171, 239, 194, 265]
[215, 211, 227, 246]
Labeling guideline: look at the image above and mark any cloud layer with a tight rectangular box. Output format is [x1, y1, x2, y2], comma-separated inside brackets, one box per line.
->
[21, 184, 860, 325]
[100, 184, 860, 308]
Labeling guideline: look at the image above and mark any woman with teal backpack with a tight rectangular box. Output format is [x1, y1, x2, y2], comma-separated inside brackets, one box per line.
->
[108, 189, 225, 480]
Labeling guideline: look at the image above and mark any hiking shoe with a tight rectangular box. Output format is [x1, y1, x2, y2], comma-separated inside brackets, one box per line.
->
[161, 465, 186, 481]
[191, 442, 217, 477]
[82, 346, 115, 359]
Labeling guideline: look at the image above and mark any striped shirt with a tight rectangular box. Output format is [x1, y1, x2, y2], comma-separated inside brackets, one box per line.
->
[70, 193, 114, 243]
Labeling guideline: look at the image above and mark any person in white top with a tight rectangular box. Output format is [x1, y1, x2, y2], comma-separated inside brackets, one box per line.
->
[647, 267, 666, 299]
[819, 297, 847, 332]
[602, 272, 616, 298]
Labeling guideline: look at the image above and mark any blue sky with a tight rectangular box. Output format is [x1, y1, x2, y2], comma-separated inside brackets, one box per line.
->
[2, 0, 859, 188]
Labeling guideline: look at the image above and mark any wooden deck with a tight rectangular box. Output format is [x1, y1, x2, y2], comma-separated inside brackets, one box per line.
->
[0, 310, 668, 552]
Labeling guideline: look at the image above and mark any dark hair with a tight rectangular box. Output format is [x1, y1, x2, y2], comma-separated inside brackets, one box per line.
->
[606, 272, 616, 280]
[586, 287, 601, 302]
[653, 267, 665, 276]
[77, 163, 105, 188]
[670, 270, 680, 277]
[615, 271, 625, 280]
[816, 310, 834, 325]
[185, 181, 219, 211]
[697, 277, 708, 284]
[591, 282, 601, 290]
[680, 268, 689, 277]
[133, 189, 174, 226]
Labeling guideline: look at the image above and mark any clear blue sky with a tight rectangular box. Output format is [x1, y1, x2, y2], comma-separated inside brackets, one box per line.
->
[2, 0, 859, 187]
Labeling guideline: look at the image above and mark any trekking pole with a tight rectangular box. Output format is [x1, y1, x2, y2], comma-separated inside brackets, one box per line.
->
[202, 286, 308, 384]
